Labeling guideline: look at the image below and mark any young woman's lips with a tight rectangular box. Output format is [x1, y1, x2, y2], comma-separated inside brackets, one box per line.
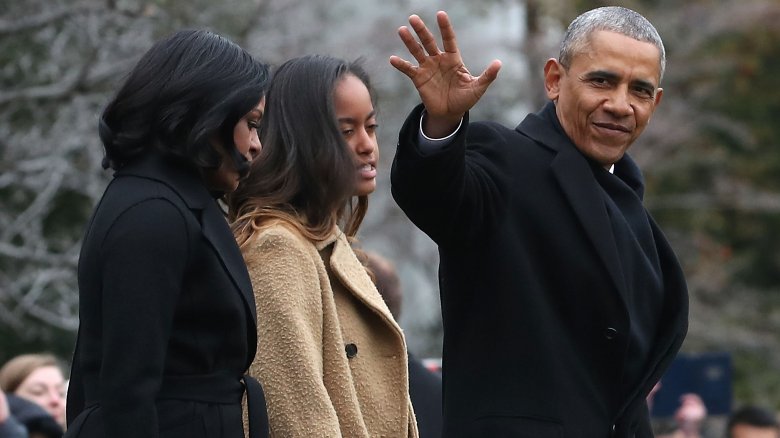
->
[358, 163, 376, 179]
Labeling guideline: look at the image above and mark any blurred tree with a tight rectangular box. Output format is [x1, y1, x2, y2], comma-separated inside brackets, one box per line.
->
[0, 0, 271, 364]
[643, 0, 780, 410]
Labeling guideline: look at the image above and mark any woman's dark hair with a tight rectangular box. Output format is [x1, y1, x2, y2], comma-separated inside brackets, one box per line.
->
[229, 54, 376, 246]
[99, 29, 270, 174]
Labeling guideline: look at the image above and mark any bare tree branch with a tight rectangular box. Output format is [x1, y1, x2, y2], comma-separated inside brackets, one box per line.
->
[0, 68, 86, 105]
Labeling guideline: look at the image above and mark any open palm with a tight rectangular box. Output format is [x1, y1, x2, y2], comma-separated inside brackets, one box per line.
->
[390, 11, 502, 121]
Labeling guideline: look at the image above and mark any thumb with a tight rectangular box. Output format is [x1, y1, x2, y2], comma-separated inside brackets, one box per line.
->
[476, 59, 502, 89]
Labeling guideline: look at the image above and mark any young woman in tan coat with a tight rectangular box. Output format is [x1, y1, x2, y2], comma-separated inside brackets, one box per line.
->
[228, 55, 418, 438]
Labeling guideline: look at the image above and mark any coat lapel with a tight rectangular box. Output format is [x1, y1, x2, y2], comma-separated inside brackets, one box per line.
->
[199, 204, 257, 324]
[324, 230, 402, 335]
[116, 154, 258, 331]
[616, 219, 689, 420]
[517, 103, 626, 298]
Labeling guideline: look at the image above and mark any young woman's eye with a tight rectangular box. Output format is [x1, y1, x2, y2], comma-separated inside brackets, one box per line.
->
[342, 129, 354, 137]
[366, 124, 378, 134]
[248, 121, 260, 130]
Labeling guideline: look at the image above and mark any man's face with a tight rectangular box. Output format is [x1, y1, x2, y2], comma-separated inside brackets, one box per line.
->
[544, 30, 663, 167]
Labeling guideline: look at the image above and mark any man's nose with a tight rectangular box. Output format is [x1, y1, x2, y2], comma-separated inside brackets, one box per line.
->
[604, 86, 633, 116]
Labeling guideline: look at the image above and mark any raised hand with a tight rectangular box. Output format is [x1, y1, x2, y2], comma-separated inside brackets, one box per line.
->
[390, 11, 501, 137]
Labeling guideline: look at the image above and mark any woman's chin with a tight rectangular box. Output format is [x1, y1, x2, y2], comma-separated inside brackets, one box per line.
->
[354, 180, 376, 197]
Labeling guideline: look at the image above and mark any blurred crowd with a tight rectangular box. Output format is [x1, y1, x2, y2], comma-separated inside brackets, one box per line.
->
[1, 349, 778, 438]
[648, 386, 779, 438]
[0, 354, 66, 438]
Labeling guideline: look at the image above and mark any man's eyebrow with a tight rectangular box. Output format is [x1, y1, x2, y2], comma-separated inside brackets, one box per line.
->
[582, 70, 620, 81]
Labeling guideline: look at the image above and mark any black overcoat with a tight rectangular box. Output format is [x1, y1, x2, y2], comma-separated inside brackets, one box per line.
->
[65, 153, 263, 438]
[391, 103, 688, 437]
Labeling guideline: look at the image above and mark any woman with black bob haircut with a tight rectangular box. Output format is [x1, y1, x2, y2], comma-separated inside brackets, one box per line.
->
[65, 29, 270, 438]
[228, 54, 418, 437]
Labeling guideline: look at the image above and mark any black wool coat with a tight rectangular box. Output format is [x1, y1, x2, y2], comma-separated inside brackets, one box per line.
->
[391, 103, 688, 438]
[65, 153, 263, 438]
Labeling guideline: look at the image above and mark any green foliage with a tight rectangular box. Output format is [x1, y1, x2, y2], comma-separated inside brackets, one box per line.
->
[732, 349, 780, 411]
[707, 27, 780, 189]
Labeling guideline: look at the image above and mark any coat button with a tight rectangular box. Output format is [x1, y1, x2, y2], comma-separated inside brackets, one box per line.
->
[604, 327, 618, 340]
[345, 343, 358, 359]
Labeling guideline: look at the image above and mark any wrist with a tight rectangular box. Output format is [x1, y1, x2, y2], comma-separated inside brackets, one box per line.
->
[422, 111, 463, 138]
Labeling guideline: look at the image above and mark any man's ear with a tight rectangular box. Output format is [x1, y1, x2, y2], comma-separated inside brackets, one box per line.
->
[654, 87, 663, 107]
[544, 58, 563, 101]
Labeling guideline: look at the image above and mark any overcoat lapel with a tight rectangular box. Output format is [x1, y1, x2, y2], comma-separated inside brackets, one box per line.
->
[615, 219, 689, 420]
[199, 204, 258, 324]
[320, 230, 403, 336]
[517, 103, 627, 300]
[117, 154, 258, 336]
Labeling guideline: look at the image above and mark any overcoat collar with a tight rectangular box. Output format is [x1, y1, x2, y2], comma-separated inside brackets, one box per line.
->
[114, 153, 258, 348]
[317, 227, 404, 338]
[516, 102, 631, 301]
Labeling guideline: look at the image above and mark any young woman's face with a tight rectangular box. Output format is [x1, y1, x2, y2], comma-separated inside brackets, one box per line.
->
[205, 97, 265, 193]
[15, 365, 66, 427]
[333, 74, 378, 197]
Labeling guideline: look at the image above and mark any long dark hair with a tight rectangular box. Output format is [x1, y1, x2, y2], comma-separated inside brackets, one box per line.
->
[99, 29, 270, 176]
[229, 54, 376, 246]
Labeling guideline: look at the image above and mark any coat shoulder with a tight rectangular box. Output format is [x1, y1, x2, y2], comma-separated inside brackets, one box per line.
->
[244, 223, 312, 255]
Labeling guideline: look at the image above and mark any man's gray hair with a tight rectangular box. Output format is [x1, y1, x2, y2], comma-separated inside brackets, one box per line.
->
[559, 6, 666, 82]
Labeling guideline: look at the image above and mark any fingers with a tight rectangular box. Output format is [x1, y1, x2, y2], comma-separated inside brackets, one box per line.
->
[436, 11, 458, 54]
[397, 25, 428, 65]
[394, 11, 460, 64]
[408, 14, 441, 57]
[389, 55, 415, 79]
[476, 59, 503, 88]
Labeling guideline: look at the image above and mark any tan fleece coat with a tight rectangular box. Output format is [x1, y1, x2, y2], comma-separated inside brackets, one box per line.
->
[243, 224, 418, 438]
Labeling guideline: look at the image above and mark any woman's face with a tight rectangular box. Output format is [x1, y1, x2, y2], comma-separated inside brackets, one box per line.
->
[205, 97, 265, 193]
[333, 74, 378, 197]
[15, 365, 66, 427]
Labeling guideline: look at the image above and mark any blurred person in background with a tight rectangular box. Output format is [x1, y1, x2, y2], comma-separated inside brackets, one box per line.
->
[0, 388, 27, 438]
[727, 405, 780, 438]
[228, 54, 417, 437]
[64, 29, 270, 438]
[655, 393, 708, 438]
[365, 251, 443, 438]
[5, 393, 64, 438]
[0, 354, 65, 431]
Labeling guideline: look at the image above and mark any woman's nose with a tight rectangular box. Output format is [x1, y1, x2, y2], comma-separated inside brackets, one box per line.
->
[249, 132, 261, 158]
[355, 131, 376, 155]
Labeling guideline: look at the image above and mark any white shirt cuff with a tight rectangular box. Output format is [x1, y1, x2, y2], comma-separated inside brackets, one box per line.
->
[417, 110, 463, 153]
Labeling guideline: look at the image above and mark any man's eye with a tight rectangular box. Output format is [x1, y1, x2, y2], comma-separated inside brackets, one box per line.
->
[635, 87, 653, 97]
